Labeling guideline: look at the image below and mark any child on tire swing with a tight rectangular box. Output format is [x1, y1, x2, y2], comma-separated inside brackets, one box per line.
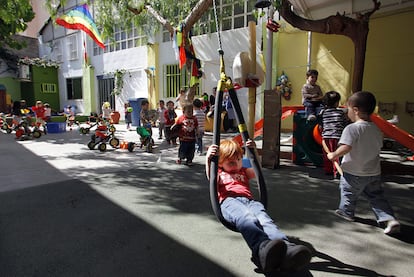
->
[206, 139, 312, 273]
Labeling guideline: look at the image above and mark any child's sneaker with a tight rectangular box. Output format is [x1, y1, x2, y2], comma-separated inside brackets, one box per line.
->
[176, 159, 182, 165]
[307, 114, 317, 121]
[256, 239, 287, 273]
[384, 219, 400, 235]
[281, 242, 312, 272]
[334, 209, 355, 222]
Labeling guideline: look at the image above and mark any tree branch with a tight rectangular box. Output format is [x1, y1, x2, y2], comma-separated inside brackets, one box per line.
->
[280, 0, 380, 93]
[184, 0, 213, 34]
[128, 0, 214, 36]
[127, 4, 174, 34]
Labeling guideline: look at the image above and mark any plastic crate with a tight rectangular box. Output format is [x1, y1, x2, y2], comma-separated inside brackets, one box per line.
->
[47, 122, 66, 133]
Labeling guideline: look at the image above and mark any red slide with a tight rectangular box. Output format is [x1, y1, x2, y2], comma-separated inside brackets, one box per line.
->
[233, 106, 303, 145]
[233, 109, 414, 154]
[371, 114, 414, 152]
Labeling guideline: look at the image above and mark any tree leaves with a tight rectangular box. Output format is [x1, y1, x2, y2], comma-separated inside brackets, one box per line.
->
[0, 0, 35, 49]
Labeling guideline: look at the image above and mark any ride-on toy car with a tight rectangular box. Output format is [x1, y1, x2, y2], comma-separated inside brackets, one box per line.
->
[127, 126, 154, 153]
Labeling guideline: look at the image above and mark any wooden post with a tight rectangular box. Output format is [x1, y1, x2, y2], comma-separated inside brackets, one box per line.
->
[262, 89, 281, 168]
[262, 6, 281, 169]
[248, 21, 256, 137]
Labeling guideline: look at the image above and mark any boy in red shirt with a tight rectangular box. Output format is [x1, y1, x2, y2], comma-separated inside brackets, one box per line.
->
[172, 103, 198, 166]
[206, 139, 312, 273]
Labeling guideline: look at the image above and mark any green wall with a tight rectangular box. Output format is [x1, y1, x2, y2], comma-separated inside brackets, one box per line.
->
[29, 66, 60, 111]
[82, 66, 95, 116]
[0, 77, 22, 103]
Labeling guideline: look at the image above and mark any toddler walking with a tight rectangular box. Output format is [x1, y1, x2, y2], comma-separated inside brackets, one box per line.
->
[172, 103, 198, 166]
[327, 91, 400, 235]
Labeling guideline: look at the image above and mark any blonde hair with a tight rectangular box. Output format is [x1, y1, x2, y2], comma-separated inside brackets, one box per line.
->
[182, 103, 193, 112]
[218, 139, 243, 165]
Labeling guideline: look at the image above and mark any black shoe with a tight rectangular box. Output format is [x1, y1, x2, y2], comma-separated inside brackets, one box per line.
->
[257, 239, 287, 273]
[280, 243, 312, 272]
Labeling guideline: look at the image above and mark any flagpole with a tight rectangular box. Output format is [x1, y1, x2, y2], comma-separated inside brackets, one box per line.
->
[82, 31, 88, 67]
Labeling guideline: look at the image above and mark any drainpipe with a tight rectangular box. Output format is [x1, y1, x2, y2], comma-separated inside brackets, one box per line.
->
[307, 31, 312, 71]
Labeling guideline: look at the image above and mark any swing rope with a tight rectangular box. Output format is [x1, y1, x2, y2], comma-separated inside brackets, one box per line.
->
[209, 0, 268, 232]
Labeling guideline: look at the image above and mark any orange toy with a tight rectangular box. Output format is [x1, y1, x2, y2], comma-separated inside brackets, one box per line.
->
[120, 141, 129, 149]
[313, 124, 323, 146]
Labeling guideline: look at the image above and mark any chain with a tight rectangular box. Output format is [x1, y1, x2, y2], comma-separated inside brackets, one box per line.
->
[212, 0, 223, 54]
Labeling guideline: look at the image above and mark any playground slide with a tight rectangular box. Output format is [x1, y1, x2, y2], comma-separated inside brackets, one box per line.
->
[233, 106, 303, 145]
[371, 114, 414, 152]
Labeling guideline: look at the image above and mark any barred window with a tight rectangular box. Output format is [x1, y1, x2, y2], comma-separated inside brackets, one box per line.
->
[41, 83, 57, 94]
[163, 64, 201, 98]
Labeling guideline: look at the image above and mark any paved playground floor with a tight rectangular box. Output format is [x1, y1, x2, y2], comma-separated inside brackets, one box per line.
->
[0, 123, 413, 277]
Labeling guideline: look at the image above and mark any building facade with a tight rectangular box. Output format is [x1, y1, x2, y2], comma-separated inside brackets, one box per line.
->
[13, 1, 414, 134]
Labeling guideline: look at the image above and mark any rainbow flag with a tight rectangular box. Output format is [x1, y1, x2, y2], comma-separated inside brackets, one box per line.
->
[56, 4, 105, 49]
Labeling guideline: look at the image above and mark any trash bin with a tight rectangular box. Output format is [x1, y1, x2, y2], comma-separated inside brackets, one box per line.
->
[129, 98, 147, 127]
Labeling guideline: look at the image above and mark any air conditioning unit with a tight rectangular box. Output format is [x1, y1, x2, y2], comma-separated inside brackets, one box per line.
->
[18, 64, 31, 81]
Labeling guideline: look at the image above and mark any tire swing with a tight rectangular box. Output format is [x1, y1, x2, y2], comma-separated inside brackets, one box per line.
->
[209, 0, 268, 232]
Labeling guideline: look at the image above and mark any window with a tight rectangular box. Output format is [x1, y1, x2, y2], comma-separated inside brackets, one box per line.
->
[41, 83, 57, 93]
[67, 34, 78, 61]
[53, 40, 63, 62]
[66, 78, 82, 100]
[93, 24, 147, 56]
[164, 0, 256, 40]
[164, 64, 201, 98]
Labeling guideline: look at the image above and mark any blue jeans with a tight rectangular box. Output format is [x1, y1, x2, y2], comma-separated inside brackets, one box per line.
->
[178, 141, 195, 162]
[221, 197, 288, 257]
[339, 173, 396, 223]
[303, 99, 322, 117]
[196, 132, 204, 153]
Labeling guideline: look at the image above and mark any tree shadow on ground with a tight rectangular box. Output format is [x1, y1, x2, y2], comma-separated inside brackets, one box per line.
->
[0, 180, 236, 277]
[3, 132, 413, 276]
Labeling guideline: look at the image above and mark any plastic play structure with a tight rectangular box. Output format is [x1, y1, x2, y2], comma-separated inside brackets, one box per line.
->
[370, 113, 414, 152]
[233, 105, 414, 166]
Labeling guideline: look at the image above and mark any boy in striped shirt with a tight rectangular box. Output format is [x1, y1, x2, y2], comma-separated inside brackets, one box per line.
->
[193, 98, 206, 155]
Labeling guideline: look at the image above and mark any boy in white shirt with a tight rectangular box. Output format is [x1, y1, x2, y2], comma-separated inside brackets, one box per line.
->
[327, 91, 400, 235]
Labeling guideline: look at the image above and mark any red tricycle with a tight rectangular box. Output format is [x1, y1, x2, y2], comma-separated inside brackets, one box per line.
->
[87, 121, 119, 152]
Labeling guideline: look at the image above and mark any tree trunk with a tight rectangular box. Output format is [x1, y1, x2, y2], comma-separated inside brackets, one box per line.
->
[280, 0, 380, 93]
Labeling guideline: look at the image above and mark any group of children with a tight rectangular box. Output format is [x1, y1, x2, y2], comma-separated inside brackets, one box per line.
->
[150, 97, 206, 166]
[9, 100, 51, 133]
[302, 70, 400, 234]
[131, 78, 401, 274]
[204, 89, 400, 274]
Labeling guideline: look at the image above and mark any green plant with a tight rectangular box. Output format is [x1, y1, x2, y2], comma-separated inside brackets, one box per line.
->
[111, 69, 129, 96]
[18, 57, 60, 68]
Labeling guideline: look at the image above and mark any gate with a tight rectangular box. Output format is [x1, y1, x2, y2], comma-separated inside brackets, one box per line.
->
[97, 77, 115, 112]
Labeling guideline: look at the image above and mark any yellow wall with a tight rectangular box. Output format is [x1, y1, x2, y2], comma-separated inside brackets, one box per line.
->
[147, 44, 159, 110]
[275, 29, 308, 130]
[364, 11, 414, 134]
[276, 10, 414, 134]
